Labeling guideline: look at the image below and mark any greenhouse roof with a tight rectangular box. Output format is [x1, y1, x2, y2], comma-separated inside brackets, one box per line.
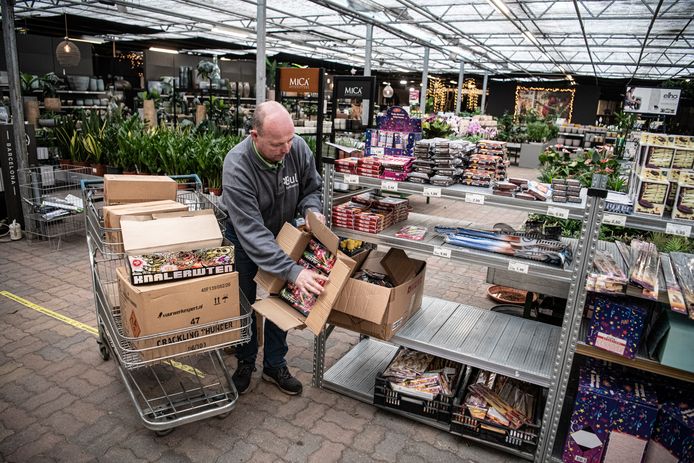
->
[12, 0, 694, 80]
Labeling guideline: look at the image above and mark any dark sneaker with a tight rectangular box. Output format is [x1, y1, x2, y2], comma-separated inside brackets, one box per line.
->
[262, 366, 303, 395]
[232, 361, 256, 394]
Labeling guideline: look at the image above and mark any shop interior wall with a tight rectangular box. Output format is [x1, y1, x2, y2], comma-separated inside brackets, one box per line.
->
[144, 51, 255, 87]
[486, 81, 600, 125]
[0, 32, 94, 76]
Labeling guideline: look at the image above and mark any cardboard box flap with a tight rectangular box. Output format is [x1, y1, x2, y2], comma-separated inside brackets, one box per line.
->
[382, 248, 423, 285]
[333, 278, 391, 324]
[304, 256, 353, 335]
[253, 297, 306, 332]
[121, 209, 222, 254]
[308, 211, 339, 253]
[255, 223, 310, 294]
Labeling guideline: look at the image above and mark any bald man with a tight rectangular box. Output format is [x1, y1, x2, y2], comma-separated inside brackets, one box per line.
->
[222, 101, 326, 396]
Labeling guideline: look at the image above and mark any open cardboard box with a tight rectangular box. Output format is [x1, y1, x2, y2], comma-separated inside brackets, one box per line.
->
[120, 209, 222, 255]
[104, 174, 177, 205]
[103, 200, 189, 252]
[328, 248, 426, 340]
[253, 212, 356, 336]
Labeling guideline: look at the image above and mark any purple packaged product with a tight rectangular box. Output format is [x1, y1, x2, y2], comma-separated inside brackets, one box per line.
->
[643, 400, 694, 463]
[563, 368, 658, 463]
[586, 296, 648, 359]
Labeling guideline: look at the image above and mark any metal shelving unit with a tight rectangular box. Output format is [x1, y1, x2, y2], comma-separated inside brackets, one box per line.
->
[393, 297, 561, 387]
[316, 161, 607, 463]
[333, 172, 588, 220]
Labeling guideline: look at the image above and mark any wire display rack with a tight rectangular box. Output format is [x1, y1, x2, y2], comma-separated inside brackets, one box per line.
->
[18, 164, 98, 250]
[81, 174, 252, 433]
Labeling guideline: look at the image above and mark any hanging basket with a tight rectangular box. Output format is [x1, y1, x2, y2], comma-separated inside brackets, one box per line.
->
[56, 39, 81, 68]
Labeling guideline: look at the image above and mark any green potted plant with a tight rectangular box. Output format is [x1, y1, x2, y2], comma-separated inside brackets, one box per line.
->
[196, 60, 219, 90]
[41, 72, 62, 112]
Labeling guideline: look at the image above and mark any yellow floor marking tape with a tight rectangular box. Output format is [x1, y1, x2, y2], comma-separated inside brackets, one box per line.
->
[0, 290, 205, 378]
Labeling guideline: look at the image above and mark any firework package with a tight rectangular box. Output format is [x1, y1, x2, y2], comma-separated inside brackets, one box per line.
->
[563, 367, 658, 463]
[461, 369, 539, 430]
[435, 226, 573, 267]
[279, 241, 336, 316]
[253, 212, 356, 336]
[381, 348, 461, 400]
[116, 267, 241, 360]
[331, 248, 425, 340]
[332, 192, 409, 234]
[127, 246, 235, 286]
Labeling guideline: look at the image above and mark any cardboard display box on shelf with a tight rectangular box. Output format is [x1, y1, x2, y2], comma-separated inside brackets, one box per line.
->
[103, 200, 189, 252]
[329, 248, 426, 340]
[103, 174, 178, 205]
[563, 367, 658, 463]
[116, 268, 241, 360]
[672, 183, 694, 222]
[252, 212, 356, 336]
[647, 309, 694, 373]
[585, 295, 648, 359]
[634, 176, 669, 217]
[120, 209, 222, 255]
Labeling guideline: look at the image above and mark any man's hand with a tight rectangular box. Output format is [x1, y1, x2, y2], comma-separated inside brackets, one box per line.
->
[304, 211, 325, 231]
[294, 269, 329, 296]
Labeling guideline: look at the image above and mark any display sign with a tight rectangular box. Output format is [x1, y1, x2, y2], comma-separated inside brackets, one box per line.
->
[624, 87, 681, 115]
[0, 124, 24, 226]
[279, 68, 321, 93]
[408, 89, 420, 105]
[335, 79, 373, 100]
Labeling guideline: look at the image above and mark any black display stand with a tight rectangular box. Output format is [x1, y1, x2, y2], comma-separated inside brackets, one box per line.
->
[329, 75, 377, 146]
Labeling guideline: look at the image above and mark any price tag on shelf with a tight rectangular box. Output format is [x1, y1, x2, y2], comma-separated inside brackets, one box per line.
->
[666, 222, 691, 237]
[603, 214, 626, 227]
[465, 193, 485, 205]
[343, 174, 359, 185]
[547, 206, 569, 219]
[422, 187, 441, 198]
[370, 147, 385, 155]
[508, 261, 529, 274]
[381, 180, 399, 192]
[433, 247, 451, 258]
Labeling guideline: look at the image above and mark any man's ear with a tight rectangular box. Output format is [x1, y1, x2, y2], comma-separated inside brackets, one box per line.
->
[250, 129, 259, 141]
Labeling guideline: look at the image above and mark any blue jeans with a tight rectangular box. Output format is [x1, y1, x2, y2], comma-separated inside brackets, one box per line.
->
[226, 223, 288, 370]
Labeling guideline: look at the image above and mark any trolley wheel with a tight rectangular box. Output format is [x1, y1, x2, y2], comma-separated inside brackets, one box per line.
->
[216, 412, 231, 420]
[97, 327, 110, 361]
[155, 428, 174, 437]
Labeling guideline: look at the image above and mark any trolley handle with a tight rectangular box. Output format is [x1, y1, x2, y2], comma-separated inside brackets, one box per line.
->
[80, 175, 203, 192]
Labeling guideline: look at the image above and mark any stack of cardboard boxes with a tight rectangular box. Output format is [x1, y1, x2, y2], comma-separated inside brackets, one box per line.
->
[104, 175, 243, 361]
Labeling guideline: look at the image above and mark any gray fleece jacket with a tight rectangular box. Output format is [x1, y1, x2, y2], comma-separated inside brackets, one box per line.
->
[222, 135, 322, 283]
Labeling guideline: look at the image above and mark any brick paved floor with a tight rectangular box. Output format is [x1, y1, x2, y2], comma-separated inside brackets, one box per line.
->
[0, 170, 538, 462]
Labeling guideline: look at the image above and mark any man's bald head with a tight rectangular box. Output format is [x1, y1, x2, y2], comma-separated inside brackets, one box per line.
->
[252, 101, 293, 136]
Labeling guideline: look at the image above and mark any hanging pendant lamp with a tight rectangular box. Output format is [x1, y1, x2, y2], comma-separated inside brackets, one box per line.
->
[56, 15, 81, 67]
[382, 83, 394, 98]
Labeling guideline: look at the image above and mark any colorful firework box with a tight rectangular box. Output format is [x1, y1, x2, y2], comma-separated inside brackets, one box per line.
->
[644, 400, 694, 463]
[563, 367, 658, 463]
[127, 246, 235, 286]
[279, 243, 334, 316]
[334, 157, 360, 174]
[585, 295, 648, 359]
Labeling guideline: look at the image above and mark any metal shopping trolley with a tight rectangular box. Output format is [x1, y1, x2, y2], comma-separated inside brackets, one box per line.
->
[19, 164, 99, 250]
[81, 174, 252, 434]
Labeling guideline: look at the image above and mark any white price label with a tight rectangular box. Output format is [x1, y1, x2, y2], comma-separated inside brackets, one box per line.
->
[603, 214, 626, 227]
[433, 247, 451, 258]
[666, 222, 691, 237]
[370, 147, 385, 155]
[343, 174, 359, 185]
[381, 180, 399, 192]
[465, 193, 485, 205]
[508, 261, 529, 274]
[423, 187, 441, 198]
[547, 206, 569, 219]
